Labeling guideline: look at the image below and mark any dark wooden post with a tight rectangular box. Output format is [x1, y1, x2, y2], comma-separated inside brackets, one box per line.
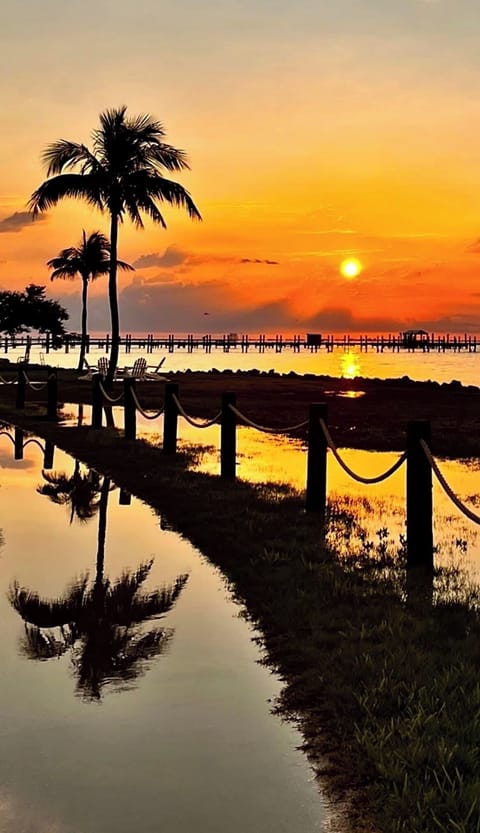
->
[119, 488, 132, 505]
[14, 427, 24, 460]
[123, 377, 137, 440]
[406, 420, 433, 571]
[163, 382, 179, 454]
[91, 373, 103, 429]
[221, 392, 237, 479]
[16, 364, 26, 409]
[306, 403, 328, 514]
[43, 441, 55, 469]
[46, 368, 57, 421]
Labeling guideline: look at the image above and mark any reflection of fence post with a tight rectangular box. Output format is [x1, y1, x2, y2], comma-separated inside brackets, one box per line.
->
[124, 377, 136, 441]
[47, 369, 58, 421]
[43, 441, 55, 469]
[16, 365, 26, 409]
[306, 403, 328, 515]
[163, 382, 179, 454]
[407, 420, 433, 571]
[14, 427, 24, 460]
[91, 374, 103, 429]
[119, 488, 132, 505]
[221, 392, 237, 479]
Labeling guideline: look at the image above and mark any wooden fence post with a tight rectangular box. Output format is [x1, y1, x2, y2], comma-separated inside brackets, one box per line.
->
[43, 441, 55, 469]
[16, 364, 26, 409]
[163, 382, 179, 454]
[306, 403, 328, 514]
[407, 420, 433, 571]
[91, 374, 103, 429]
[14, 427, 24, 460]
[123, 377, 137, 441]
[221, 392, 237, 479]
[47, 369, 58, 421]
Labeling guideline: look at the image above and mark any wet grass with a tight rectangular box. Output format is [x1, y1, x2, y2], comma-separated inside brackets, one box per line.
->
[2, 403, 480, 831]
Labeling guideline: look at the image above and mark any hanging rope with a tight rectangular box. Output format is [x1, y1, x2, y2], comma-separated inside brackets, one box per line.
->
[22, 371, 48, 391]
[228, 404, 308, 434]
[420, 439, 480, 526]
[0, 376, 16, 385]
[98, 380, 124, 404]
[319, 419, 407, 485]
[172, 394, 221, 428]
[131, 388, 165, 420]
[23, 438, 45, 452]
[0, 430, 15, 445]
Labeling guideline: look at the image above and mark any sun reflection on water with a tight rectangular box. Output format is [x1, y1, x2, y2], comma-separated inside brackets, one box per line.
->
[340, 351, 361, 379]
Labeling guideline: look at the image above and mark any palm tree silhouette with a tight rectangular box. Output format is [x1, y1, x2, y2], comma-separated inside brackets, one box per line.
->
[37, 461, 102, 524]
[10, 476, 188, 700]
[47, 230, 133, 372]
[29, 107, 202, 383]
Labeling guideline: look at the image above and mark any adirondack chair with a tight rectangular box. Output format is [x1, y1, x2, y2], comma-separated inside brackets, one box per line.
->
[128, 357, 147, 379]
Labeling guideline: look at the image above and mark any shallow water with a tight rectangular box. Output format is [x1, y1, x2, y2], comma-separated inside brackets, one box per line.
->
[0, 433, 327, 833]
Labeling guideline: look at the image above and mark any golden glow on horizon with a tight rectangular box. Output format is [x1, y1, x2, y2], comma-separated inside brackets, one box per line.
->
[340, 258, 362, 279]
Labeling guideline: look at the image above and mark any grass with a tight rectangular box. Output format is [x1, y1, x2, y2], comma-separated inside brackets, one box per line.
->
[2, 401, 480, 832]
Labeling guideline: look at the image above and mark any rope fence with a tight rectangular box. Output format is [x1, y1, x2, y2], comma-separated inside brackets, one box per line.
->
[319, 418, 407, 485]
[131, 388, 165, 420]
[9, 367, 480, 573]
[420, 439, 480, 526]
[229, 403, 308, 434]
[98, 379, 124, 404]
[173, 394, 220, 428]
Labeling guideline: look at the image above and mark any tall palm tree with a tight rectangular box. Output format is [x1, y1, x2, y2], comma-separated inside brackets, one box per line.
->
[10, 477, 188, 700]
[47, 231, 133, 372]
[29, 107, 202, 384]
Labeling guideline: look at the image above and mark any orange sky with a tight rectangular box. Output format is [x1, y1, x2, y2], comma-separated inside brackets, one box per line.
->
[2, 0, 480, 333]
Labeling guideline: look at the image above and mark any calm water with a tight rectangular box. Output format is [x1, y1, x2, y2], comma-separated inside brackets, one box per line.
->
[8, 341, 480, 386]
[0, 433, 327, 833]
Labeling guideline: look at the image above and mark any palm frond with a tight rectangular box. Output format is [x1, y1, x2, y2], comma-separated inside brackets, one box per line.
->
[144, 142, 190, 172]
[41, 141, 100, 176]
[29, 174, 104, 215]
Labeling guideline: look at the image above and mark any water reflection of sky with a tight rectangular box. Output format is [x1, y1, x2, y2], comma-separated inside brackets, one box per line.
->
[0, 434, 327, 833]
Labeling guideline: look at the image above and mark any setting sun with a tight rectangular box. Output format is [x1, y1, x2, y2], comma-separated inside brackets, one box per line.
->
[340, 258, 363, 279]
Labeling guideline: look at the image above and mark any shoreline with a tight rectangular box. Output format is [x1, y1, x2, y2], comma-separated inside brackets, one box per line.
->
[2, 365, 479, 458]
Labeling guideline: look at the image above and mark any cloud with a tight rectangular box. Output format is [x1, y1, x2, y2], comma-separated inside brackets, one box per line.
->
[467, 239, 480, 254]
[0, 211, 47, 233]
[132, 246, 188, 269]
[240, 258, 279, 265]
[133, 246, 280, 271]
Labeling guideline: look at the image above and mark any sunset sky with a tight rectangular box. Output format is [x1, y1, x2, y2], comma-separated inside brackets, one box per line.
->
[2, 0, 480, 334]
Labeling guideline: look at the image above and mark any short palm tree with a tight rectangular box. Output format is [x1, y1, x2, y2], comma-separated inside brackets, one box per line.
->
[37, 461, 102, 524]
[47, 231, 133, 372]
[29, 106, 202, 384]
[11, 476, 188, 700]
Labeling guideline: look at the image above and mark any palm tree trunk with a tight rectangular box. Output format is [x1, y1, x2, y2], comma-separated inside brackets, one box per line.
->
[95, 477, 110, 588]
[107, 213, 120, 387]
[78, 276, 89, 372]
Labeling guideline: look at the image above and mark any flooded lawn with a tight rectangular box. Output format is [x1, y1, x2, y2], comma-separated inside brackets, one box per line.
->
[62, 403, 480, 575]
[0, 430, 327, 833]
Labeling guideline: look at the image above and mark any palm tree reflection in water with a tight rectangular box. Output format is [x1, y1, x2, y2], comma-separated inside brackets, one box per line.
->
[10, 474, 188, 700]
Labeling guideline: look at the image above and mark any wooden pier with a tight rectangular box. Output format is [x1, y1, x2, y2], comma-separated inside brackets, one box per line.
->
[3, 331, 479, 358]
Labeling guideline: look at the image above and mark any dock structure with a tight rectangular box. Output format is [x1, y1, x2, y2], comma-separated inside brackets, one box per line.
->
[2, 332, 479, 357]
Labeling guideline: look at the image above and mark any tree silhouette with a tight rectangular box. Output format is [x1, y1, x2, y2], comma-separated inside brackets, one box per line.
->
[30, 106, 201, 383]
[47, 231, 133, 371]
[37, 461, 102, 524]
[12, 477, 188, 699]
